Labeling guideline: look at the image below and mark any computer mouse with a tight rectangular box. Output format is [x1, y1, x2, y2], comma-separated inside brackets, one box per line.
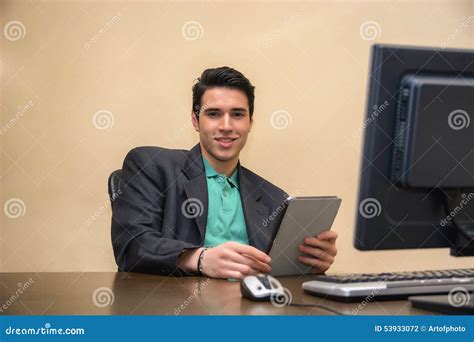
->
[240, 274, 285, 301]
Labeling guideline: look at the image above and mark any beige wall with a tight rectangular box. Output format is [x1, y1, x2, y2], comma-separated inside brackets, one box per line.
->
[1, 0, 473, 273]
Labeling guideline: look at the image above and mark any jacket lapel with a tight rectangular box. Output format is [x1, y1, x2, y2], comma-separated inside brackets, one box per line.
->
[239, 168, 271, 251]
[182, 144, 208, 243]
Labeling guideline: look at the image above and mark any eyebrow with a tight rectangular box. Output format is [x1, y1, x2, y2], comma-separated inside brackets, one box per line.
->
[204, 107, 248, 113]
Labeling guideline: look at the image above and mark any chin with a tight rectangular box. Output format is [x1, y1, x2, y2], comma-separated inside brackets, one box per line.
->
[203, 140, 243, 162]
[213, 152, 236, 162]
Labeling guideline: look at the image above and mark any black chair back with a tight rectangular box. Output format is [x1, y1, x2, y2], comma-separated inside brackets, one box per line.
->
[108, 169, 123, 209]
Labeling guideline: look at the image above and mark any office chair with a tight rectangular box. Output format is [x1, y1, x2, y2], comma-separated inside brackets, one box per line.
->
[108, 169, 122, 210]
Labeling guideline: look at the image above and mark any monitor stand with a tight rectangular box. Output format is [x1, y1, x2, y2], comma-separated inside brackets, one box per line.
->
[450, 228, 474, 256]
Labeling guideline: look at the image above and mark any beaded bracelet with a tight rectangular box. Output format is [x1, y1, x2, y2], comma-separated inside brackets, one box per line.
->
[197, 248, 208, 276]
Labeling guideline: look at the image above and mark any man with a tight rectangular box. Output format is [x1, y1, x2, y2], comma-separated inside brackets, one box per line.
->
[111, 67, 338, 279]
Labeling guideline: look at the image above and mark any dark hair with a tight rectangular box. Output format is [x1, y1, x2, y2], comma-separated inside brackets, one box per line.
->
[192, 66, 255, 119]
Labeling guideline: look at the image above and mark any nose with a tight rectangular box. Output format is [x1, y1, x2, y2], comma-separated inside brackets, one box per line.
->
[219, 113, 233, 131]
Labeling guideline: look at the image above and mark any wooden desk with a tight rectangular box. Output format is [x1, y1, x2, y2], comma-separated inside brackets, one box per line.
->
[0, 273, 434, 315]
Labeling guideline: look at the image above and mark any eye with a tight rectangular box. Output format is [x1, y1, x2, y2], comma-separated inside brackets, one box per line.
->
[207, 112, 220, 117]
[233, 112, 245, 118]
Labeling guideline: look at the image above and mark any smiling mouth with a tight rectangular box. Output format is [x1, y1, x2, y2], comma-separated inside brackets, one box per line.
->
[215, 137, 237, 142]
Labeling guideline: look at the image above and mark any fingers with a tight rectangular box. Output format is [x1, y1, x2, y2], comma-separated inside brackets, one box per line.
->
[298, 244, 335, 263]
[232, 253, 271, 273]
[303, 237, 337, 256]
[207, 260, 256, 280]
[217, 260, 259, 278]
[205, 242, 272, 279]
[223, 270, 245, 279]
[227, 261, 260, 276]
[298, 255, 331, 274]
[230, 242, 271, 263]
[298, 234, 337, 274]
[317, 230, 338, 242]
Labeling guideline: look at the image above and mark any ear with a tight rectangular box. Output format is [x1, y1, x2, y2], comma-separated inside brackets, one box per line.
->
[191, 111, 199, 132]
[248, 115, 254, 132]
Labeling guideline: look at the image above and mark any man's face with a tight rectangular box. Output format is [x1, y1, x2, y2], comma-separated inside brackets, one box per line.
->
[192, 87, 253, 163]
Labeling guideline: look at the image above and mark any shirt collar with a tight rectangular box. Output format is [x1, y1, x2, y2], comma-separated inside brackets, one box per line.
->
[202, 155, 240, 189]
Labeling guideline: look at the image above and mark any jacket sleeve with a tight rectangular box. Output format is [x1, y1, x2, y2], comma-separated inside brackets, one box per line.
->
[111, 148, 200, 276]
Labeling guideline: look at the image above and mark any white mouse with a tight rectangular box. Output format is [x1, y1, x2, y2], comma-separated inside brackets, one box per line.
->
[240, 274, 285, 301]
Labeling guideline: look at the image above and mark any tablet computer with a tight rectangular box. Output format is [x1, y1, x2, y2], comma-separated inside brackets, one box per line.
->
[267, 196, 342, 277]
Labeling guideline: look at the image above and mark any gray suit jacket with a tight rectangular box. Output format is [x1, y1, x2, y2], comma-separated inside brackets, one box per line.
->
[111, 143, 288, 276]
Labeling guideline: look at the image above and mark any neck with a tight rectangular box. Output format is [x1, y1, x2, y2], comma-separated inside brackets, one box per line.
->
[200, 143, 239, 177]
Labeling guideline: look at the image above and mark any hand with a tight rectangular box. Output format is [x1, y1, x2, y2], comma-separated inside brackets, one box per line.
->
[297, 230, 338, 274]
[203, 242, 272, 279]
[178, 241, 271, 279]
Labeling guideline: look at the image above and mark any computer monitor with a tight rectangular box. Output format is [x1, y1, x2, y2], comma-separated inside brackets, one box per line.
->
[354, 44, 474, 257]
